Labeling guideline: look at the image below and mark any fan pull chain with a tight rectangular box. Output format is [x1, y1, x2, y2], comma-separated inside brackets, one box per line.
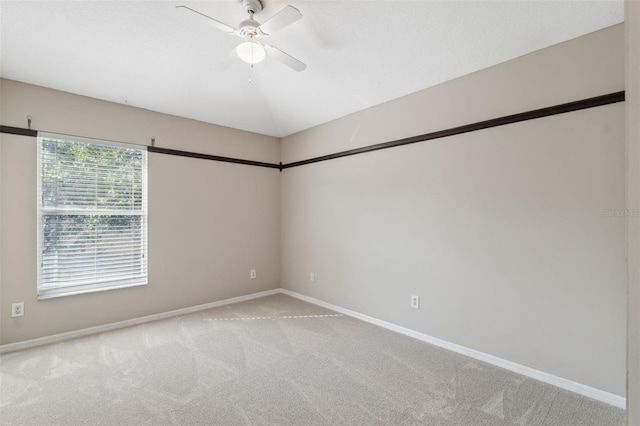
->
[251, 34, 255, 69]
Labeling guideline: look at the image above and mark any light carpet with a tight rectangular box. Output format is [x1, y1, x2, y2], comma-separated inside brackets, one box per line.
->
[0, 294, 624, 425]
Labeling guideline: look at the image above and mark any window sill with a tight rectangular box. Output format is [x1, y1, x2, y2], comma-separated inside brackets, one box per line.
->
[37, 280, 147, 300]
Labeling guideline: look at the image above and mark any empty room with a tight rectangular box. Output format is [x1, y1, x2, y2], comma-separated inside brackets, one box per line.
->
[1, 0, 639, 425]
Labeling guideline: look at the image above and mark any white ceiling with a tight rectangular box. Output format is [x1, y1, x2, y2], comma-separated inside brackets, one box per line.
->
[0, 1, 624, 138]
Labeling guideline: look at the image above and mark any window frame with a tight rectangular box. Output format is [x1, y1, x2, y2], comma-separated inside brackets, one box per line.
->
[36, 132, 148, 300]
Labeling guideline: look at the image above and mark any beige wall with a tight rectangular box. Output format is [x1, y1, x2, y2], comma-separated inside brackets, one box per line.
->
[1, 79, 281, 344]
[281, 24, 626, 396]
[0, 81, 3, 336]
[626, 0, 640, 422]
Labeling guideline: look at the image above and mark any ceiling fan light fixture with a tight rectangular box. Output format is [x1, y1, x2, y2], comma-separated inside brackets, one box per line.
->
[178, 3, 306, 71]
[237, 41, 266, 64]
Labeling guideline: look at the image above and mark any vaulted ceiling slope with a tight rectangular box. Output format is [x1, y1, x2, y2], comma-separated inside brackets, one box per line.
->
[0, 1, 624, 138]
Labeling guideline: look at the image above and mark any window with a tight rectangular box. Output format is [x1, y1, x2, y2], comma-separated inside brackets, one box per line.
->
[37, 133, 148, 299]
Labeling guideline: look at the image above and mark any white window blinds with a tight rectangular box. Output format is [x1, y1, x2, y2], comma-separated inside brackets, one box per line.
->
[37, 133, 148, 298]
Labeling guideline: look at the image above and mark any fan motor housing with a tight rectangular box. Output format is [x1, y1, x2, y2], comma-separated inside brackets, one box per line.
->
[239, 18, 260, 38]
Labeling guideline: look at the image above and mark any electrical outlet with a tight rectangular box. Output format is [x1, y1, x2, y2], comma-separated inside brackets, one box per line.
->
[410, 295, 420, 309]
[310, 272, 315, 282]
[250, 269, 257, 279]
[11, 302, 25, 318]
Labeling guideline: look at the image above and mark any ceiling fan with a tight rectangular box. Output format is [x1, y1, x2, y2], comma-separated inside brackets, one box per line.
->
[177, 0, 306, 72]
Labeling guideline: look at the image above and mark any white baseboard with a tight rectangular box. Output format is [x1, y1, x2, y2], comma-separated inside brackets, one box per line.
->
[0, 288, 281, 354]
[279, 289, 626, 409]
[0, 287, 626, 409]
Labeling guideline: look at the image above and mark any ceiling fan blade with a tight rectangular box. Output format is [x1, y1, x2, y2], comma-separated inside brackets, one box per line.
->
[176, 5, 237, 34]
[265, 45, 306, 72]
[258, 5, 302, 35]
